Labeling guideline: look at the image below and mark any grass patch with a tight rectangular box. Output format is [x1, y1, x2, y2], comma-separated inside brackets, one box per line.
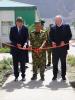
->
[67, 55, 75, 88]
[0, 47, 10, 53]
[67, 55, 75, 67]
[0, 58, 12, 87]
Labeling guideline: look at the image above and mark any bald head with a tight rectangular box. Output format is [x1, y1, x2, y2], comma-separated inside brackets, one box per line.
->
[55, 15, 63, 27]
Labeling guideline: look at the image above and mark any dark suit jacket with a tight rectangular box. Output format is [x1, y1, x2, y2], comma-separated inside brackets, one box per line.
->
[9, 25, 29, 56]
[49, 24, 72, 50]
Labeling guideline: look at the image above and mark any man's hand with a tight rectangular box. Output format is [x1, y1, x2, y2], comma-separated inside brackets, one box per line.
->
[38, 47, 42, 53]
[60, 41, 65, 47]
[34, 48, 42, 55]
[17, 44, 22, 48]
[52, 42, 56, 48]
[23, 45, 26, 48]
[23, 43, 27, 48]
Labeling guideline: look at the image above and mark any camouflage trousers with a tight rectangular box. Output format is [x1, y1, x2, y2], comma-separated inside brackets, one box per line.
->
[47, 49, 52, 64]
[32, 51, 46, 77]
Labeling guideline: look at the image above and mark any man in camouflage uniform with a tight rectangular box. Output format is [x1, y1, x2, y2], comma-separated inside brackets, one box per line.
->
[46, 24, 53, 67]
[41, 20, 52, 68]
[29, 21, 47, 81]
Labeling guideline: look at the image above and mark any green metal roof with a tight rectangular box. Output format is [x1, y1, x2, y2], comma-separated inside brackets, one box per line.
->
[0, 0, 36, 8]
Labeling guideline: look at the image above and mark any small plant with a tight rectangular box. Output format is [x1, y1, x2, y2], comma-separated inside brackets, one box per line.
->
[0, 58, 12, 70]
[67, 55, 75, 67]
[0, 58, 12, 87]
[67, 55, 75, 87]
[0, 47, 10, 53]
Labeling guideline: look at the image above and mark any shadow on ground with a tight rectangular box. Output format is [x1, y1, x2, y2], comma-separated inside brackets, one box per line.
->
[2, 80, 43, 92]
[46, 80, 70, 90]
[2, 78, 70, 92]
[2, 66, 71, 92]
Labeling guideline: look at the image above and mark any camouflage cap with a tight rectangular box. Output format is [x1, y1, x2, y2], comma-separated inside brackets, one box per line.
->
[34, 20, 41, 23]
[40, 19, 45, 25]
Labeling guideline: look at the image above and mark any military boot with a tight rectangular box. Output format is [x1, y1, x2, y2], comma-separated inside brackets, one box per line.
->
[31, 74, 37, 80]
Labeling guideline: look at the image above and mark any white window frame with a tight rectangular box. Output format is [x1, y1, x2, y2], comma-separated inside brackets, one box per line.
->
[1, 21, 13, 36]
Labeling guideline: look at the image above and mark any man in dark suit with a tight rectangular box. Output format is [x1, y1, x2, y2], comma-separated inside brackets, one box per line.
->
[9, 17, 29, 81]
[49, 15, 72, 81]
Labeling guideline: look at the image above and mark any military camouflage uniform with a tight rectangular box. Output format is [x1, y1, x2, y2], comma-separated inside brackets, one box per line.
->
[30, 31, 47, 78]
[46, 28, 52, 66]
[47, 48, 52, 65]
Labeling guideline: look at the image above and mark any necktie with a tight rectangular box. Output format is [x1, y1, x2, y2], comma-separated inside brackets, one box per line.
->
[18, 28, 21, 34]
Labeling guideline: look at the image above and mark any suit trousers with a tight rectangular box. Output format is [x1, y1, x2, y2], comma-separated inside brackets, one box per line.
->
[52, 48, 67, 78]
[12, 52, 26, 78]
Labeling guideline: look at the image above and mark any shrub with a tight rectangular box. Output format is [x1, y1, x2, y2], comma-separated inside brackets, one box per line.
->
[0, 58, 12, 70]
[0, 47, 10, 53]
[0, 58, 12, 87]
[67, 55, 75, 67]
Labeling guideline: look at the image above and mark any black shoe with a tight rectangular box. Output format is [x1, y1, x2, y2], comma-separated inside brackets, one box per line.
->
[41, 77, 45, 81]
[25, 66, 28, 69]
[52, 76, 57, 81]
[45, 63, 51, 69]
[62, 77, 66, 81]
[31, 76, 37, 80]
[46, 63, 51, 67]
[14, 78, 18, 82]
[22, 77, 25, 81]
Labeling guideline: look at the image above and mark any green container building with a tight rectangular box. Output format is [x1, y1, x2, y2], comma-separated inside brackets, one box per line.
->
[0, 0, 38, 46]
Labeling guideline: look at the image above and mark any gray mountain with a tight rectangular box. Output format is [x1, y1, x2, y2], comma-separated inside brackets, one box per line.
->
[15, 0, 75, 18]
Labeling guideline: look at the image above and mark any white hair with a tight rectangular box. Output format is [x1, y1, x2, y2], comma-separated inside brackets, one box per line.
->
[54, 15, 64, 26]
[55, 15, 62, 18]
[55, 15, 63, 22]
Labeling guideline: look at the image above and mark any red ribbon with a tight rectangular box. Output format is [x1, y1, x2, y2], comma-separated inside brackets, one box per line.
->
[3, 41, 74, 56]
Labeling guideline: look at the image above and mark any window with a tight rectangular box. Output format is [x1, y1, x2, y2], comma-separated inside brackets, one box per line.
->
[1, 21, 13, 36]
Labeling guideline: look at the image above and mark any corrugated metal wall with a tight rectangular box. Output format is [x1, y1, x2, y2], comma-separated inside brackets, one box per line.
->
[0, 7, 36, 26]
[15, 7, 36, 26]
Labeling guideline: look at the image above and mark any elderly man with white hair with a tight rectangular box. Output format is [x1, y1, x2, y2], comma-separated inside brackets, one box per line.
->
[49, 15, 72, 81]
